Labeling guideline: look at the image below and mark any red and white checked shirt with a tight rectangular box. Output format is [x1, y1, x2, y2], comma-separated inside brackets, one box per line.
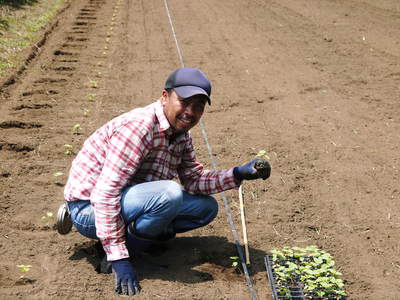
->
[64, 100, 239, 261]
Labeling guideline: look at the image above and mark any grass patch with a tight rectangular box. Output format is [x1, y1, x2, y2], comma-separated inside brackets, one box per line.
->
[0, 0, 65, 76]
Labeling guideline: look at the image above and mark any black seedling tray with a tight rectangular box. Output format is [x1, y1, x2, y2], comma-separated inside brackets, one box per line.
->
[265, 254, 305, 299]
[264, 254, 346, 300]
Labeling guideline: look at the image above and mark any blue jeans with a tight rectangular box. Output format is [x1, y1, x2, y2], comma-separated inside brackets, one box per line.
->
[67, 180, 218, 240]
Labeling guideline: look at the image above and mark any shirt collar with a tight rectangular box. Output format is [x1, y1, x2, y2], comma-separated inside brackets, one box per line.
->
[155, 99, 172, 134]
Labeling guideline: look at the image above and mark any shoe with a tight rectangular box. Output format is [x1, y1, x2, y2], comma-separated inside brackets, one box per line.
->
[56, 203, 72, 235]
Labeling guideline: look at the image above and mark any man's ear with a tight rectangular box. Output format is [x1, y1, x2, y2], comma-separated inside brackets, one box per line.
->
[161, 90, 168, 105]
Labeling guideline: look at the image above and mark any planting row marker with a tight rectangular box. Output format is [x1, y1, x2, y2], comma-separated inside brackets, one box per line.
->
[163, 1, 258, 299]
[239, 185, 250, 265]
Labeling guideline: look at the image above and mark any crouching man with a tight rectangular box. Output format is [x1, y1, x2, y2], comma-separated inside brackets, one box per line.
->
[58, 67, 271, 296]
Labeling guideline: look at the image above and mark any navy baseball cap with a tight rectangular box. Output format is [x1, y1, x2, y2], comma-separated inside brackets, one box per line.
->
[164, 67, 211, 104]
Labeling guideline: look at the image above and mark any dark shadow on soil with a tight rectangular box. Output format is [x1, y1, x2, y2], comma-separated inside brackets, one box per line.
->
[68, 240, 102, 270]
[68, 235, 268, 284]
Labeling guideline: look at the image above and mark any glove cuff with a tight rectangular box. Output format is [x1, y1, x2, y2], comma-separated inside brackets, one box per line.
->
[233, 167, 243, 182]
[111, 258, 130, 266]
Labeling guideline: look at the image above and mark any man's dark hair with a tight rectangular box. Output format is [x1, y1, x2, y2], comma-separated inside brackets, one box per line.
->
[166, 88, 173, 96]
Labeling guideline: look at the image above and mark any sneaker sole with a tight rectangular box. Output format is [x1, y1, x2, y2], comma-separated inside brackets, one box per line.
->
[56, 203, 72, 235]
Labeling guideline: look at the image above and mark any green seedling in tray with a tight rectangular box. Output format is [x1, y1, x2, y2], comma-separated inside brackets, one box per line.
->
[270, 245, 346, 299]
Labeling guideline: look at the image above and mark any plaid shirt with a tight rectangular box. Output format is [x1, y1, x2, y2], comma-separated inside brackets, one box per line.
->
[64, 100, 238, 261]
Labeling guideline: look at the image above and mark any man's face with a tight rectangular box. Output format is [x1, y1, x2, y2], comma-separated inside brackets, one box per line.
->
[161, 89, 207, 134]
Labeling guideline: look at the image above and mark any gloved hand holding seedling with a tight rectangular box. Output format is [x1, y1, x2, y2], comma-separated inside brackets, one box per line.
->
[233, 157, 271, 181]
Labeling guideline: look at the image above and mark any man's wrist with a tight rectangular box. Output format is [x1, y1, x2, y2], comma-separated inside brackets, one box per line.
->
[233, 167, 243, 182]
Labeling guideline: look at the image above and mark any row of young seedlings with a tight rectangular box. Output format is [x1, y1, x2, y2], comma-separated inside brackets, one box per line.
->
[18, 0, 123, 286]
[53, 0, 122, 182]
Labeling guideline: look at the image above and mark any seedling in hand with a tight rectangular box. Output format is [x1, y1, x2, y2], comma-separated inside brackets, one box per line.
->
[253, 149, 271, 178]
[256, 149, 270, 159]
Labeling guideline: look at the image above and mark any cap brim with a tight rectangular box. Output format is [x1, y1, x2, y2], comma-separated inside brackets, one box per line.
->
[174, 86, 211, 105]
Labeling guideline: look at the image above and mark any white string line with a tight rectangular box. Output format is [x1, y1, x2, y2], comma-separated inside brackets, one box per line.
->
[162, 1, 258, 299]
[163, 0, 184, 68]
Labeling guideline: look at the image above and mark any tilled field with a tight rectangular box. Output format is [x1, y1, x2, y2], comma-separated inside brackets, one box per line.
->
[1, 0, 399, 299]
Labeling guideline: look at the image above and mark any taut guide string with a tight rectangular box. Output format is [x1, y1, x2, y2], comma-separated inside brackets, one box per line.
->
[163, 1, 258, 299]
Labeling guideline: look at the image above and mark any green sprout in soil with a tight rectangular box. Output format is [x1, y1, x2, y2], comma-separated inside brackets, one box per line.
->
[63, 144, 74, 155]
[17, 264, 32, 283]
[17, 264, 32, 273]
[229, 256, 242, 274]
[53, 171, 64, 186]
[230, 256, 239, 267]
[83, 108, 90, 117]
[89, 80, 98, 88]
[72, 124, 81, 135]
[41, 211, 53, 221]
[270, 245, 346, 299]
[87, 93, 96, 102]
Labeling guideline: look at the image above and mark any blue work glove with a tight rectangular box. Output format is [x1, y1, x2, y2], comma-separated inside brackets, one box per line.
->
[233, 158, 271, 181]
[111, 258, 141, 296]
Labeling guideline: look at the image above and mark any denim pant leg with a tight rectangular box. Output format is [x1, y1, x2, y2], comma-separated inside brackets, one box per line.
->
[172, 191, 219, 233]
[120, 180, 183, 238]
[67, 200, 97, 239]
[66, 181, 183, 240]
[67, 180, 219, 241]
[120, 180, 218, 237]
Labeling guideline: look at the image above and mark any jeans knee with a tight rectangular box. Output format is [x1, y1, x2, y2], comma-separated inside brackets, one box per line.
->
[205, 196, 218, 221]
[161, 181, 183, 212]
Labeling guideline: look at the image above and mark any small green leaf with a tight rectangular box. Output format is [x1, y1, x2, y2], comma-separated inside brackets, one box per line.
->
[17, 265, 32, 273]
[72, 124, 81, 135]
[87, 93, 96, 102]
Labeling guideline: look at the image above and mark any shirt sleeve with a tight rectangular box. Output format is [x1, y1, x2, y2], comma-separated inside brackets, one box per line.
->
[177, 134, 240, 194]
[91, 122, 152, 261]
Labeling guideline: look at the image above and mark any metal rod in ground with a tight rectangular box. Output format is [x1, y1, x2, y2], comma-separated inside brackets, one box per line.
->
[239, 185, 250, 264]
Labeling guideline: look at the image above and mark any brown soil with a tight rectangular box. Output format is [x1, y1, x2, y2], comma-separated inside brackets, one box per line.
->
[1, 0, 400, 299]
